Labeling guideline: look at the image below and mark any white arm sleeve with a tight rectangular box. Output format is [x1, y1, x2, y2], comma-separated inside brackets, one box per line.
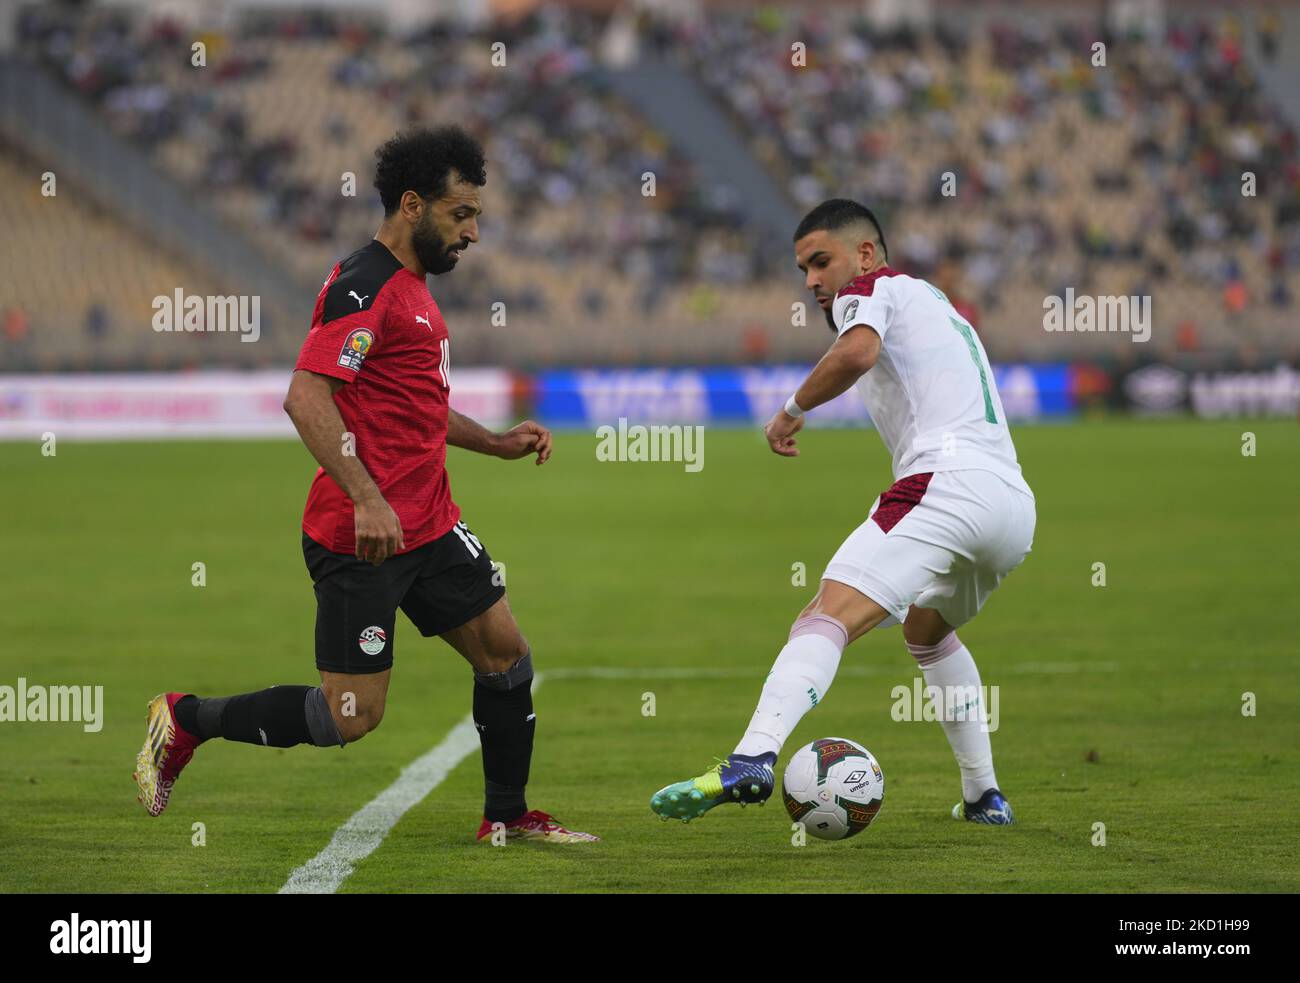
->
[833, 280, 896, 341]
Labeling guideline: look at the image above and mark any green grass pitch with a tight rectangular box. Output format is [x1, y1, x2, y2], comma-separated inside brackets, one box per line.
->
[0, 419, 1296, 892]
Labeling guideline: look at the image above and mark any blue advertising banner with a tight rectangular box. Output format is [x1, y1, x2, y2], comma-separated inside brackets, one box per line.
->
[535, 365, 1076, 427]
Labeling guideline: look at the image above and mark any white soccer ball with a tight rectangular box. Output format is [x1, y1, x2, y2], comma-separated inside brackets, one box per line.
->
[782, 737, 885, 841]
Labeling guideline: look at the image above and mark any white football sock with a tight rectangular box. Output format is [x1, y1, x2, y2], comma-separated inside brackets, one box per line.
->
[734, 615, 846, 758]
[908, 633, 998, 802]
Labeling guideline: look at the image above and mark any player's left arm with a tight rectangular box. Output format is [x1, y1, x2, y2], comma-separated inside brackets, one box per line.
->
[447, 408, 553, 465]
[764, 326, 881, 457]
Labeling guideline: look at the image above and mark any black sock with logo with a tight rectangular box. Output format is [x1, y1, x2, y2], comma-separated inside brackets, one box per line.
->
[473, 661, 536, 823]
[175, 687, 314, 747]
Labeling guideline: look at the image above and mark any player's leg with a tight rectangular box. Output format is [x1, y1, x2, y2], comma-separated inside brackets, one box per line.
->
[651, 478, 951, 823]
[650, 582, 892, 822]
[134, 534, 411, 817]
[318, 668, 391, 743]
[439, 594, 535, 825]
[733, 580, 893, 758]
[907, 471, 1035, 824]
[903, 605, 1011, 824]
[173, 678, 358, 748]
[135, 679, 359, 818]
[170, 640, 392, 750]
[440, 598, 596, 842]
[401, 519, 597, 842]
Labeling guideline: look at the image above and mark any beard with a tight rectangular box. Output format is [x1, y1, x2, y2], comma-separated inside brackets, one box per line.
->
[412, 214, 464, 276]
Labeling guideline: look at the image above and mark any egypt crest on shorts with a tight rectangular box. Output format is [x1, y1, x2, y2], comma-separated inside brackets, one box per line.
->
[359, 625, 387, 655]
[338, 327, 374, 370]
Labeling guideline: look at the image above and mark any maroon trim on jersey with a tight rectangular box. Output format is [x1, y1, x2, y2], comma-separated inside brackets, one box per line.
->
[836, 265, 904, 300]
[870, 472, 934, 533]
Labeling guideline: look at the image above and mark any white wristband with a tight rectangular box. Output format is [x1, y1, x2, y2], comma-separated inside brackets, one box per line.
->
[784, 394, 805, 418]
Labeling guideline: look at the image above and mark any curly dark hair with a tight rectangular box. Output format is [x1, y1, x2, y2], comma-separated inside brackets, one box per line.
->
[373, 125, 487, 215]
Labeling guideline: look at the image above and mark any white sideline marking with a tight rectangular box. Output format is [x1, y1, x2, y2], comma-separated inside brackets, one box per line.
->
[278, 675, 544, 895]
[281, 657, 1116, 892]
[543, 661, 1118, 681]
[1011, 660, 1120, 674]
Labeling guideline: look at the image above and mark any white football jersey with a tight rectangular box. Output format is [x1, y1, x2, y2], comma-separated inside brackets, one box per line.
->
[831, 267, 1032, 497]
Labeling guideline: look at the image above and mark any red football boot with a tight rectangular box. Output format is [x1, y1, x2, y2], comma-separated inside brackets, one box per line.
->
[134, 692, 203, 817]
[475, 809, 600, 844]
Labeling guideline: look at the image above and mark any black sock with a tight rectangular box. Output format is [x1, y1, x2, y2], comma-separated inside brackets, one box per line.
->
[177, 686, 314, 747]
[174, 695, 202, 736]
[473, 681, 535, 822]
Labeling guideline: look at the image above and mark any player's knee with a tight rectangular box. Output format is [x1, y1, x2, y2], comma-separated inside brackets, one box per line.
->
[472, 652, 507, 675]
[476, 635, 530, 676]
[788, 613, 849, 652]
[905, 631, 962, 669]
[335, 716, 365, 743]
[335, 707, 381, 744]
[903, 623, 949, 648]
[903, 609, 953, 648]
[796, 584, 890, 643]
[473, 645, 534, 690]
[795, 595, 823, 622]
[327, 698, 384, 743]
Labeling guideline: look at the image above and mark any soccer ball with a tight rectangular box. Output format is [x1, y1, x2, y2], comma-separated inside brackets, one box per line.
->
[782, 737, 885, 840]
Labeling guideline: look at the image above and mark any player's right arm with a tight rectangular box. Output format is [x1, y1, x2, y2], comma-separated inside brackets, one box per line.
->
[283, 368, 404, 566]
[290, 264, 405, 565]
[765, 323, 881, 457]
[765, 275, 897, 457]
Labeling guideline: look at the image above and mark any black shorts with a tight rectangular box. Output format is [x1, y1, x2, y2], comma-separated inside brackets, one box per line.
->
[302, 519, 506, 675]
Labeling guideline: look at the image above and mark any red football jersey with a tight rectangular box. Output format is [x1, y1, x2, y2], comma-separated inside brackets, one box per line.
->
[294, 239, 460, 555]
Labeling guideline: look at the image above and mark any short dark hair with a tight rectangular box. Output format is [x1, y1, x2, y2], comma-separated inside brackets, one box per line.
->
[793, 198, 889, 261]
[373, 125, 487, 215]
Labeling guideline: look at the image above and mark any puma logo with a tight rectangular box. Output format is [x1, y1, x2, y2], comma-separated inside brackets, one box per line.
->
[348, 291, 369, 308]
[415, 313, 431, 330]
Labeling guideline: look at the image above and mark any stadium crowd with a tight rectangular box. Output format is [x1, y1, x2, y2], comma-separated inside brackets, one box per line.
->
[8, 2, 1298, 369]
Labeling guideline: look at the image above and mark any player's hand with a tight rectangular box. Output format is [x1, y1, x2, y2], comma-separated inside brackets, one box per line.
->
[353, 494, 404, 565]
[764, 409, 804, 457]
[493, 420, 552, 465]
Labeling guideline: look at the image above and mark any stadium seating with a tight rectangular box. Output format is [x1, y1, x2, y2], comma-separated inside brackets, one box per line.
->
[0, 143, 233, 371]
[11, 3, 1299, 367]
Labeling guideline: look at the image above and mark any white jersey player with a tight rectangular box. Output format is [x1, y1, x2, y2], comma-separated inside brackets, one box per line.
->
[653, 199, 1035, 826]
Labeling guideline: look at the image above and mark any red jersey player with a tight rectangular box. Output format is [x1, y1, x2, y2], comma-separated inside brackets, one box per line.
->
[135, 126, 597, 844]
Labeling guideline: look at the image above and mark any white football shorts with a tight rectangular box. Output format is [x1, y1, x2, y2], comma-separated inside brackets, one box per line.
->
[822, 468, 1036, 629]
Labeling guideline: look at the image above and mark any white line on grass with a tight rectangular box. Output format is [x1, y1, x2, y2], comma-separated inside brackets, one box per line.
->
[543, 661, 1119, 681]
[278, 674, 544, 895]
